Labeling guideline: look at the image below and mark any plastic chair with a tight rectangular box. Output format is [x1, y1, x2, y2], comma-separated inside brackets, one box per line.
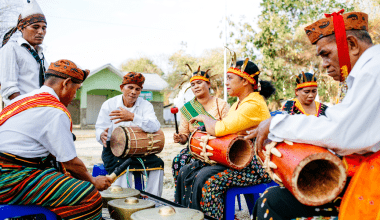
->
[0, 204, 57, 219]
[92, 163, 144, 190]
[224, 181, 278, 220]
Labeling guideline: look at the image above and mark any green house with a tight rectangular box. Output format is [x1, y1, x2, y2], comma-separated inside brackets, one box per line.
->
[67, 64, 168, 128]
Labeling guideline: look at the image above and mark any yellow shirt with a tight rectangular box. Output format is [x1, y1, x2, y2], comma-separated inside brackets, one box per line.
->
[215, 92, 271, 137]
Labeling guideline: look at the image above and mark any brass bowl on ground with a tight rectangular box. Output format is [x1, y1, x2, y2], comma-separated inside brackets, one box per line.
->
[131, 206, 204, 220]
[108, 197, 155, 220]
[100, 186, 140, 208]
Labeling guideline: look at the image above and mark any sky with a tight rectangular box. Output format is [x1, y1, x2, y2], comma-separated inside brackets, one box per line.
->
[3, 0, 262, 72]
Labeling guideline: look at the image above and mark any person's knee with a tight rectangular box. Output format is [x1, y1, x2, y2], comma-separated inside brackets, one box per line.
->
[256, 186, 284, 210]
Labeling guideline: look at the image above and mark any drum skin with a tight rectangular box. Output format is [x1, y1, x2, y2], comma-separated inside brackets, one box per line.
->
[189, 131, 254, 170]
[258, 142, 347, 206]
[110, 126, 165, 158]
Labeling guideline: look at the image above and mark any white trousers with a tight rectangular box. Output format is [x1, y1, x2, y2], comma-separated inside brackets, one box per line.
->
[112, 170, 164, 197]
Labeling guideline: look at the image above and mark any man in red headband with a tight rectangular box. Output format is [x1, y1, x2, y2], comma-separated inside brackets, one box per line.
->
[1, 0, 48, 106]
[248, 10, 379, 219]
[95, 72, 164, 196]
[0, 59, 112, 219]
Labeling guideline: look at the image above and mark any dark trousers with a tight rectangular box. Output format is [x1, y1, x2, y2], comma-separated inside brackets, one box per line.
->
[252, 179, 350, 220]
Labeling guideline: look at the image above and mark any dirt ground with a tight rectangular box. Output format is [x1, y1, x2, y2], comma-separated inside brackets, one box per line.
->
[74, 127, 250, 220]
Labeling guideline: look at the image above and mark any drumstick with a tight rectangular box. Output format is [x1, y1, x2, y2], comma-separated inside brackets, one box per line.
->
[170, 107, 179, 134]
[107, 158, 133, 182]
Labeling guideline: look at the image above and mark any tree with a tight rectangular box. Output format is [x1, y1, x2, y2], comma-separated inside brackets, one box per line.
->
[227, 0, 354, 110]
[165, 48, 225, 98]
[351, 0, 380, 44]
[120, 57, 164, 76]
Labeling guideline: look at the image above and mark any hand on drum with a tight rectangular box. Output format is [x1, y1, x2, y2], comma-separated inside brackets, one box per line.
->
[244, 117, 272, 152]
[173, 133, 188, 144]
[93, 176, 113, 191]
[110, 107, 135, 124]
[101, 128, 109, 147]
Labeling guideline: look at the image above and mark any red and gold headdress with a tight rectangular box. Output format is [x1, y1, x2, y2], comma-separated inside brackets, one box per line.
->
[186, 64, 211, 83]
[295, 72, 318, 90]
[226, 48, 260, 86]
[304, 10, 369, 82]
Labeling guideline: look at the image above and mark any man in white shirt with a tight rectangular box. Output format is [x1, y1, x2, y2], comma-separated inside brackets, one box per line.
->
[248, 11, 380, 220]
[0, 59, 112, 219]
[96, 72, 164, 197]
[1, 0, 48, 106]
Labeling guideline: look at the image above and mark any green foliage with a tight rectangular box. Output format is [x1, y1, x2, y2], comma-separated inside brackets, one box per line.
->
[120, 57, 164, 76]
[227, 96, 237, 106]
[228, 0, 354, 110]
[164, 48, 225, 98]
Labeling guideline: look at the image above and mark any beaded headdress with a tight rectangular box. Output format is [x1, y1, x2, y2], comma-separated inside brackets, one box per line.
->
[226, 48, 260, 86]
[295, 72, 318, 90]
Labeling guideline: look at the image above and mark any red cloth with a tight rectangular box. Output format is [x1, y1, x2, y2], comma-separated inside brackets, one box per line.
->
[340, 151, 380, 219]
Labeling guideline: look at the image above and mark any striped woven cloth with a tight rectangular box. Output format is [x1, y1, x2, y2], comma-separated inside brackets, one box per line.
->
[0, 153, 102, 220]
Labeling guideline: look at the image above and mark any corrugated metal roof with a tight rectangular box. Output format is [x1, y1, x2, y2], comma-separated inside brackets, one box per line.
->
[89, 63, 168, 91]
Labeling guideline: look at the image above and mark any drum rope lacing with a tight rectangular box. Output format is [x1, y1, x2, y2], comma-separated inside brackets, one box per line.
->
[194, 134, 217, 165]
[255, 140, 294, 186]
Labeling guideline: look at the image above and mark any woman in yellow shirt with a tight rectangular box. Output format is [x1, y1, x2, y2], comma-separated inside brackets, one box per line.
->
[174, 59, 275, 219]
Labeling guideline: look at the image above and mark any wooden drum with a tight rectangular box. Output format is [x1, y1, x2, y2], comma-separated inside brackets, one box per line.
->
[189, 131, 254, 170]
[110, 126, 165, 158]
[257, 141, 347, 206]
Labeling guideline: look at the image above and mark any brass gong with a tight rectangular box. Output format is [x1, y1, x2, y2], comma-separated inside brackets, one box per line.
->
[131, 206, 204, 220]
[108, 197, 155, 220]
[99, 186, 140, 208]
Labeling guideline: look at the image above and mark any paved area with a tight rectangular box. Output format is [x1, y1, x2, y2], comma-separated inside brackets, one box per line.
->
[74, 127, 250, 220]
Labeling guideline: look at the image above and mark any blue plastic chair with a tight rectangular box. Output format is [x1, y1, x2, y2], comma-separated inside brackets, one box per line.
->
[224, 181, 278, 220]
[92, 163, 144, 190]
[0, 204, 57, 219]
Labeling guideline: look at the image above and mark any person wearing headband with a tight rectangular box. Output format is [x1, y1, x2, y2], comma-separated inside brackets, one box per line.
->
[175, 57, 276, 219]
[95, 72, 164, 197]
[172, 65, 229, 189]
[0, 0, 49, 106]
[248, 10, 379, 220]
[282, 72, 328, 116]
[0, 59, 112, 219]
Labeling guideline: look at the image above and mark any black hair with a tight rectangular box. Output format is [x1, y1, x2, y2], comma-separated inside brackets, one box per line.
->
[235, 60, 276, 99]
[326, 29, 373, 45]
[44, 73, 81, 84]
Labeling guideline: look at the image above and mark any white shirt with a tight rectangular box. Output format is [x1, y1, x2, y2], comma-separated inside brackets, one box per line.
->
[0, 37, 48, 106]
[0, 86, 77, 162]
[95, 95, 161, 145]
[269, 45, 380, 156]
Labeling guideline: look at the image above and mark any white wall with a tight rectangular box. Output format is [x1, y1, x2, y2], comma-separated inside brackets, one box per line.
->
[164, 83, 195, 123]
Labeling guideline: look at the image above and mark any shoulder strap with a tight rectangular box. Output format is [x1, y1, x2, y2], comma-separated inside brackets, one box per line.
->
[216, 98, 222, 120]
[0, 92, 72, 131]
[21, 43, 45, 87]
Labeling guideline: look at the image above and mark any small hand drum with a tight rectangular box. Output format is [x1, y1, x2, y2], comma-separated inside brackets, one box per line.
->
[110, 126, 165, 158]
